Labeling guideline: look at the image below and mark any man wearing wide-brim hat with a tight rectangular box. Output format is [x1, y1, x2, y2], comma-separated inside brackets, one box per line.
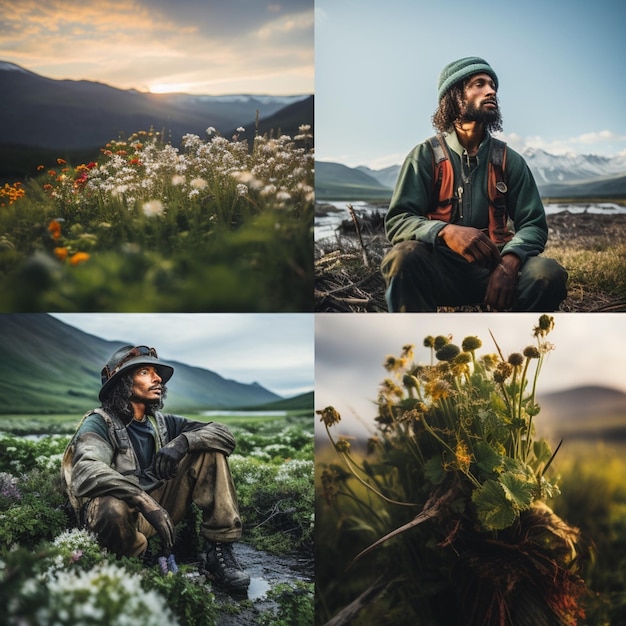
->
[61, 345, 250, 591]
[381, 56, 567, 312]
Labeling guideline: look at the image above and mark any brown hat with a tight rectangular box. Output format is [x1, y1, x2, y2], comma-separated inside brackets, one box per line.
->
[99, 345, 174, 401]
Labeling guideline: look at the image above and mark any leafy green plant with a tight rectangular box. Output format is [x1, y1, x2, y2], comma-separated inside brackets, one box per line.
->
[230, 456, 314, 554]
[317, 316, 587, 626]
[258, 581, 315, 626]
[0, 433, 69, 473]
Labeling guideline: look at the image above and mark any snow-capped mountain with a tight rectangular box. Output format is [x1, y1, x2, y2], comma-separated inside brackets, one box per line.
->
[521, 147, 626, 184]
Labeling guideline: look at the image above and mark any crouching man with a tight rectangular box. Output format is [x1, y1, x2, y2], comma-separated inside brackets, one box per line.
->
[61, 345, 250, 591]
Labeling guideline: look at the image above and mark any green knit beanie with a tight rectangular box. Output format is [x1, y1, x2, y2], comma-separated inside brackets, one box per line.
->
[437, 57, 498, 101]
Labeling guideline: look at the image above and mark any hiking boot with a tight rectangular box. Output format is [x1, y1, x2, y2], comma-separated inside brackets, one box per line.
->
[200, 542, 250, 590]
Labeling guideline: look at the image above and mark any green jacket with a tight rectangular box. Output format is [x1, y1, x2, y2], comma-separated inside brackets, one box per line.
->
[385, 132, 548, 264]
[61, 408, 236, 518]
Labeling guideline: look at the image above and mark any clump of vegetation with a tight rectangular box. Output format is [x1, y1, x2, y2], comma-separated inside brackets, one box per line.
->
[0, 126, 314, 312]
[316, 315, 588, 625]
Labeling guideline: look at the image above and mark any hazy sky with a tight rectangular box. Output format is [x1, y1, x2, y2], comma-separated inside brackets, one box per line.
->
[52, 313, 314, 398]
[316, 313, 626, 438]
[0, 0, 313, 95]
[315, 0, 626, 168]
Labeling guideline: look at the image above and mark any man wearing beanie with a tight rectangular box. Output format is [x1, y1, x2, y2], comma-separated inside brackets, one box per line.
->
[381, 57, 567, 312]
[61, 345, 250, 591]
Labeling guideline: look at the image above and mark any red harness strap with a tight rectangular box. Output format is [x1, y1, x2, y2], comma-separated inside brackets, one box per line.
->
[426, 134, 513, 245]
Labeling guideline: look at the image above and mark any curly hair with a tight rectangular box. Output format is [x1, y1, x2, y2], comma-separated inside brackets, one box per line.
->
[432, 80, 503, 134]
[101, 370, 167, 423]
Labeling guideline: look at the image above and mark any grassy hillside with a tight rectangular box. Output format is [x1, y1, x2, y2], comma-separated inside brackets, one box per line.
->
[0, 314, 281, 415]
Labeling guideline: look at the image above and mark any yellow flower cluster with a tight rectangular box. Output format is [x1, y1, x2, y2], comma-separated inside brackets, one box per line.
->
[0, 182, 25, 207]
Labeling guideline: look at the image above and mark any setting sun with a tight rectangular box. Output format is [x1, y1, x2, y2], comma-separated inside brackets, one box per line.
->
[149, 83, 187, 94]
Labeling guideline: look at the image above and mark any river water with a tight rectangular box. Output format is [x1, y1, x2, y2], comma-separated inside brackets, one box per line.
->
[315, 200, 626, 242]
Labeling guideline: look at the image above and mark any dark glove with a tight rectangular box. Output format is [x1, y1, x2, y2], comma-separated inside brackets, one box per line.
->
[154, 435, 189, 480]
[141, 503, 175, 553]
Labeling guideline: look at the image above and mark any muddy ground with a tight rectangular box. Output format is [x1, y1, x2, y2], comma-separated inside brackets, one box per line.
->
[179, 542, 312, 625]
[315, 207, 626, 313]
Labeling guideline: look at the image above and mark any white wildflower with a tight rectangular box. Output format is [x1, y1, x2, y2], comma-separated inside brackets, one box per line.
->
[190, 177, 208, 190]
[142, 200, 164, 217]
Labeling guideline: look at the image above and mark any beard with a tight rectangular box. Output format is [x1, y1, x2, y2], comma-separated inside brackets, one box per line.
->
[459, 97, 503, 131]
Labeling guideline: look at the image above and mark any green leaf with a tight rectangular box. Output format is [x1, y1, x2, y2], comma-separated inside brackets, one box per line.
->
[499, 472, 534, 511]
[474, 441, 504, 475]
[472, 480, 517, 530]
[533, 439, 553, 466]
[423, 455, 446, 485]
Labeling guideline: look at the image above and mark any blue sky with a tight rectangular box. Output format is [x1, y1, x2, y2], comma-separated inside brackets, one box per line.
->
[0, 0, 313, 95]
[315, 0, 626, 168]
[52, 314, 314, 398]
[316, 313, 626, 438]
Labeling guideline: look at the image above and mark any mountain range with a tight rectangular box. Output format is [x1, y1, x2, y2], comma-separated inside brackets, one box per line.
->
[317, 145, 626, 200]
[0, 314, 286, 415]
[0, 61, 313, 179]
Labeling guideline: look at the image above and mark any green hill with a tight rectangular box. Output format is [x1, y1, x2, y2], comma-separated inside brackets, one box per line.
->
[315, 161, 393, 201]
[0, 314, 282, 415]
[254, 391, 314, 412]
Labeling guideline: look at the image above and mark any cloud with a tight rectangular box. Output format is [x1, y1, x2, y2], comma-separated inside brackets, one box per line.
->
[0, 0, 313, 94]
[498, 130, 626, 156]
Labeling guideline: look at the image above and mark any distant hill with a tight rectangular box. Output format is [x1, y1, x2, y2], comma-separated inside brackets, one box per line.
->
[315, 161, 392, 201]
[226, 96, 314, 145]
[536, 385, 626, 441]
[0, 61, 312, 179]
[0, 314, 282, 415]
[253, 391, 314, 412]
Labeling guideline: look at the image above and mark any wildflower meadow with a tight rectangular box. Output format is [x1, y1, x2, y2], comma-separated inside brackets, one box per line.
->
[0, 410, 314, 625]
[316, 316, 626, 625]
[0, 125, 314, 311]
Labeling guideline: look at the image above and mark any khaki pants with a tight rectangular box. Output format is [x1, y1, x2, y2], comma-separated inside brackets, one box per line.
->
[84, 451, 242, 557]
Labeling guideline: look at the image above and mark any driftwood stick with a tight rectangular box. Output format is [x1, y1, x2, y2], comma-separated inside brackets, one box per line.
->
[347, 203, 370, 268]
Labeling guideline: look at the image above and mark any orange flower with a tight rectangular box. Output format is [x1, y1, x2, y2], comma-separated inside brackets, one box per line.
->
[57, 158, 67, 165]
[37, 164, 45, 170]
[54, 246, 69, 261]
[70, 252, 90, 265]
[48, 220, 62, 240]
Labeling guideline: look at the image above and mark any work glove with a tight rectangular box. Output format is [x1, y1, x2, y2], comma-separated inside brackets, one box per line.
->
[154, 435, 189, 480]
[138, 498, 175, 553]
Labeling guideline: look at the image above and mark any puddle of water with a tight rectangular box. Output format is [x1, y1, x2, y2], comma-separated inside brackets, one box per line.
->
[248, 577, 271, 600]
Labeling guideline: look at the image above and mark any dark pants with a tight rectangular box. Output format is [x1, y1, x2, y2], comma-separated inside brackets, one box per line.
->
[84, 451, 242, 557]
[381, 241, 568, 312]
